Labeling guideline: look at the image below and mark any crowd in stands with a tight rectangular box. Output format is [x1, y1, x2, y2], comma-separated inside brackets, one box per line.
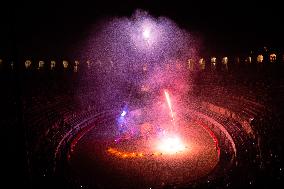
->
[10, 58, 282, 188]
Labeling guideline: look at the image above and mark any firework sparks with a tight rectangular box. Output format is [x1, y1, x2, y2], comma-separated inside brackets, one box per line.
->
[164, 90, 174, 121]
[142, 27, 151, 40]
[67, 9, 223, 188]
[157, 135, 186, 154]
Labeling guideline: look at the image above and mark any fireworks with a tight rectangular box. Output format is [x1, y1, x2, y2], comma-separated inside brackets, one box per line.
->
[142, 27, 151, 40]
[66, 9, 222, 188]
[67, 110, 221, 188]
[164, 90, 175, 122]
[157, 135, 186, 154]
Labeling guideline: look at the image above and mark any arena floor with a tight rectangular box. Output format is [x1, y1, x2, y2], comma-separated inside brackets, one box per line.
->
[65, 115, 219, 188]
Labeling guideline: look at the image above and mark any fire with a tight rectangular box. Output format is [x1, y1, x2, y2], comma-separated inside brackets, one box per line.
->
[107, 147, 164, 158]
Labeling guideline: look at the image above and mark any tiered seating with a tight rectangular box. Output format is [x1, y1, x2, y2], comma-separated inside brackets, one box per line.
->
[197, 106, 248, 146]
[18, 62, 284, 189]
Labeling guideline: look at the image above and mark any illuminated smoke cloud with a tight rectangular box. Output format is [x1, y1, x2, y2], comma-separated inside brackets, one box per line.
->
[78, 9, 200, 110]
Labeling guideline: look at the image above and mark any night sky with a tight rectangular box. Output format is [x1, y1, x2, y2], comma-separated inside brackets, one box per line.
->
[1, 0, 283, 58]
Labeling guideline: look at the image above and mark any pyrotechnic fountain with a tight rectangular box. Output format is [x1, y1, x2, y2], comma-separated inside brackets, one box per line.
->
[155, 90, 186, 155]
[54, 10, 235, 189]
[62, 84, 223, 188]
[109, 88, 187, 157]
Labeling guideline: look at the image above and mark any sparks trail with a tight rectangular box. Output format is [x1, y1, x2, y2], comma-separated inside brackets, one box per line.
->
[164, 90, 175, 125]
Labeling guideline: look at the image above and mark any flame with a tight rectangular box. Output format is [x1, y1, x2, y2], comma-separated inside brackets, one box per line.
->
[107, 147, 164, 158]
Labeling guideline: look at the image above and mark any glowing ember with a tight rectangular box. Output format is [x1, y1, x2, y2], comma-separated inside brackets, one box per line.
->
[157, 136, 186, 154]
[107, 147, 164, 158]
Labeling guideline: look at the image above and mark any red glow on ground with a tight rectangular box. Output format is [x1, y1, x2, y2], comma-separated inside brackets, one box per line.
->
[194, 119, 221, 158]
